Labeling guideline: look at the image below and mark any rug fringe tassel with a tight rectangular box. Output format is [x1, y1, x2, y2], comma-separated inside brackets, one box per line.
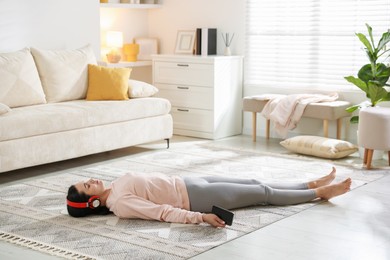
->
[0, 231, 95, 260]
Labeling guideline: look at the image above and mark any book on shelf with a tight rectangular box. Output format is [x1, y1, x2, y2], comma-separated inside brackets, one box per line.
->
[195, 28, 217, 56]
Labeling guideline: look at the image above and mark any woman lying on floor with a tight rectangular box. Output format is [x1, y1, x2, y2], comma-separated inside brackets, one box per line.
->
[66, 167, 351, 228]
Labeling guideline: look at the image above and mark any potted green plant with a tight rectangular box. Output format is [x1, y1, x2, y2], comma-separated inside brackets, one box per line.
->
[345, 24, 390, 123]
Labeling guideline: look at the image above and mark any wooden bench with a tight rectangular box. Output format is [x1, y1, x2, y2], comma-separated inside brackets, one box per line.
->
[243, 96, 352, 141]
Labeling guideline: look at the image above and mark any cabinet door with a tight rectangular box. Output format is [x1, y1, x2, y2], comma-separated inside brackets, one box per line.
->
[154, 61, 214, 87]
[155, 83, 213, 109]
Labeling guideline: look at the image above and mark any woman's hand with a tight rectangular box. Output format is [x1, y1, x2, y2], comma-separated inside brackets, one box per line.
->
[202, 213, 226, 228]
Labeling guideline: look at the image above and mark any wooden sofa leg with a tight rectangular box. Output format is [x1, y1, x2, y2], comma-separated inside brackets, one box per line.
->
[323, 119, 329, 138]
[266, 119, 270, 139]
[336, 118, 342, 139]
[165, 138, 170, 149]
[252, 112, 257, 142]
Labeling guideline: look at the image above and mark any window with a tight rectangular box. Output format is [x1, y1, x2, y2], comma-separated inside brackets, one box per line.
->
[245, 0, 390, 91]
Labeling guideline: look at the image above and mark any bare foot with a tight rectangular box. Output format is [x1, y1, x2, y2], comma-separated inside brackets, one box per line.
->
[315, 178, 352, 200]
[307, 167, 337, 189]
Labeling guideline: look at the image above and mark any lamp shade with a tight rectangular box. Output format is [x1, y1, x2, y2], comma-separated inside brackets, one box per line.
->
[106, 31, 123, 48]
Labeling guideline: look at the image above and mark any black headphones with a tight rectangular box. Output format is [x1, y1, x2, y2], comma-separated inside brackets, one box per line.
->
[67, 195, 101, 209]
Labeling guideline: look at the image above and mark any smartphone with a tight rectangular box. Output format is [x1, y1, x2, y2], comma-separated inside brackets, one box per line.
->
[212, 205, 234, 226]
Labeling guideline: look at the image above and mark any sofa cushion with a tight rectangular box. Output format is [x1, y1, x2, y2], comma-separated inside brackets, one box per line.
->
[280, 135, 358, 159]
[0, 98, 171, 142]
[31, 45, 97, 103]
[87, 64, 131, 100]
[0, 48, 46, 108]
[128, 79, 159, 98]
[0, 103, 11, 115]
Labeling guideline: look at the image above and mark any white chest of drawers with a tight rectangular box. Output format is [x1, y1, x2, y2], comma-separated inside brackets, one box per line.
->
[152, 54, 243, 139]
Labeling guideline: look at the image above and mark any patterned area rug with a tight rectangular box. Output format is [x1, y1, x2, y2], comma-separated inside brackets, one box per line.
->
[0, 143, 387, 259]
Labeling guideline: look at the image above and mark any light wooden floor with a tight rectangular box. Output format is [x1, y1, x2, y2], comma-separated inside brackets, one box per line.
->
[0, 135, 389, 260]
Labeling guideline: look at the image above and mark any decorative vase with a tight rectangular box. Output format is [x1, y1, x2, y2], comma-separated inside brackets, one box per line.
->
[123, 43, 139, 62]
[224, 46, 231, 56]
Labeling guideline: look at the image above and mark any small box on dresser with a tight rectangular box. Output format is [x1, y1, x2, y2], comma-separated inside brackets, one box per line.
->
[152, 54, 243, 139]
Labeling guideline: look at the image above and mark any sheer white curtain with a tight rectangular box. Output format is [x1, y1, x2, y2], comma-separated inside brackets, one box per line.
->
[245, 0, 390, 91]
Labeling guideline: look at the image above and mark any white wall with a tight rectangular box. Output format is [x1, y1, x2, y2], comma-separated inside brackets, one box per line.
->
[148, 0, 246, 56]
[0, 0, 100, 57]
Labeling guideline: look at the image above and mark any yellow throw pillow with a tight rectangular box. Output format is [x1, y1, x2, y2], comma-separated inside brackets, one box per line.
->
[86, 64, 132, 100]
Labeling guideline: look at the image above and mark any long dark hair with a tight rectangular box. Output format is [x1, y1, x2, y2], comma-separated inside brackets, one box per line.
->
[67, 185, 110, 217]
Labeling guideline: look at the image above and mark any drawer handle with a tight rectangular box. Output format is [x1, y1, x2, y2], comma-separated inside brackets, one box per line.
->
[177, 86, 189, 90]
[177, 108, 189, 112]
[177, 64, 189, 67]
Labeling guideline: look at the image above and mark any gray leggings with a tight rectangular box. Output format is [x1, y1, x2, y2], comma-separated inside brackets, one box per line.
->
[183, 176, 317, 213]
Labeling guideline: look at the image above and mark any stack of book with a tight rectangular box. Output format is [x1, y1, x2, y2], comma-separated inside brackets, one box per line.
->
[195, 28, 217, 56]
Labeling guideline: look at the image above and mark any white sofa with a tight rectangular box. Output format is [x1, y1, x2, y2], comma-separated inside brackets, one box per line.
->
[0, 46, 173, 173]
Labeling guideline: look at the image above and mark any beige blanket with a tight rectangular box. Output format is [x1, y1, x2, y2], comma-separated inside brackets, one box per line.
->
[254, 93, 339, 138]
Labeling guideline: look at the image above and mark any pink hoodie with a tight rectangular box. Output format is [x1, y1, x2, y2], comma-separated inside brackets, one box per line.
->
[106, 173, 204, 224]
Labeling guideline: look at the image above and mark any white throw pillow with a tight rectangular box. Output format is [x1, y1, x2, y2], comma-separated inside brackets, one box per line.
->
[0, 48, 46, 108]
[280, 135, 358, 159]
[128, 79, 159, 98]
[0, 103, 11, 115]
[31, 45, 97, 102]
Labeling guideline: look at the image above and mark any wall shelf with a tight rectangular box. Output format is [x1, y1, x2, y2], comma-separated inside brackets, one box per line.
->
[99, 60, 152, 68]
[100, 3, 162, 9]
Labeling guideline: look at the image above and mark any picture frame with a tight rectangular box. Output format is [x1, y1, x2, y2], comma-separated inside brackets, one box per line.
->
[134, 37, 158, 60]
[175, 30, 196, 54]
